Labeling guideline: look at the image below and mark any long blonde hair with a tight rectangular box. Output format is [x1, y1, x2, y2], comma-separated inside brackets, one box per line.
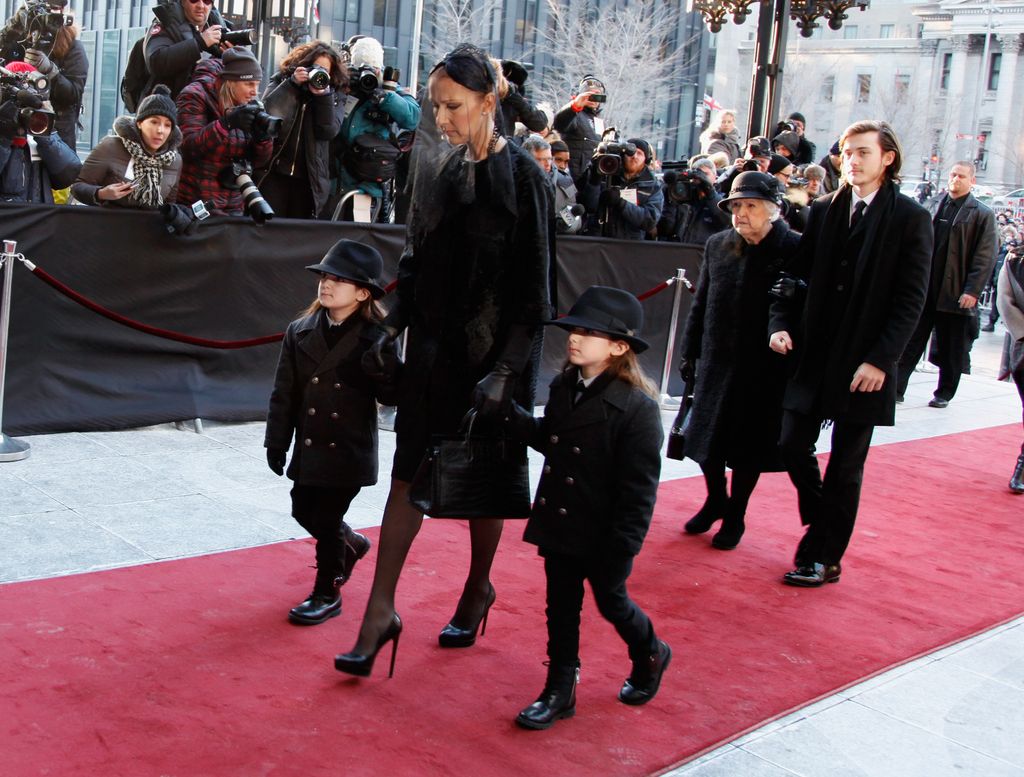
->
[564, 346, 658, 399]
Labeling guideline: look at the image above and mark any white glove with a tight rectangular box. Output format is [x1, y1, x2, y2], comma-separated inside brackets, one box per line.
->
[25, 49, 56, 76]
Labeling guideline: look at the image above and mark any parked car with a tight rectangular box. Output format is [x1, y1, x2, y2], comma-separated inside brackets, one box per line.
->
[991, 188, 1024, 211]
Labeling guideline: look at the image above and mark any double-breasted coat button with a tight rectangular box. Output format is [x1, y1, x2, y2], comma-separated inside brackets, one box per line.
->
[303, 439, 312, 447]
[328, 443, 336, 449]
[538, 497, 546, 506]
[565, 477, 574, 486]
[330, 412, 339, 420]
[550, 435, 559, 444]
[334, 383, 342, 389]
[308, 408, 316, 416]
[311, 377, 319, 384]
[571, 446, 581, 454]
[543, 465, 551, 474]
[557, 508, 567, 516]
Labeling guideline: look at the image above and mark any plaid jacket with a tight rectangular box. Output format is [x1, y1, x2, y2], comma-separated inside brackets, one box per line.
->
[175, 59, 273, 215]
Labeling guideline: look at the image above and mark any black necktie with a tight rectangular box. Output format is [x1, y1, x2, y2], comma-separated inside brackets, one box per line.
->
[573, 380, 585, 407]
[850, 199, 866, 230]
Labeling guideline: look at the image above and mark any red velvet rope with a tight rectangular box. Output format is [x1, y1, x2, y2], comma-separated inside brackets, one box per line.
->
[25, 260, 680, 349]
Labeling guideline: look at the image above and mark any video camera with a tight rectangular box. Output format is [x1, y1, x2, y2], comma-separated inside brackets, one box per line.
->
[219, 159, 274, 224]
[0, 0, 72, 61]
[662, 162, 712, 205]
[0, 64, 54, 136]
[593, 140, 636, 177]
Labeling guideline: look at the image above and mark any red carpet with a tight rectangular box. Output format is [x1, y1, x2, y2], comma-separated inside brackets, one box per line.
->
[2, 425, 1023, 776]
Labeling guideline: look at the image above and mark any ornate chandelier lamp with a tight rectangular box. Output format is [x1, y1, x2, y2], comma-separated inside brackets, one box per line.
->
[690, 0, 870, 36]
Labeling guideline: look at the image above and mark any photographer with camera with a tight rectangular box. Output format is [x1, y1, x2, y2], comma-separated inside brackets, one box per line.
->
[578, 136, 663, 240]
[176, 47, 274, 217]
[142, 0, 242, 104]
[523, 133, 583, 235]
[657, 157, 730, 245]
[330, 35, 418, 221]
[495, 58, 547, 138]
[72, 84, 181, 208]
[716, 135, 772, 196]
[1, 1, 87, 150]
[552, 75, 606, 184]
[0, 59, 80, 202]
[255, 41, 346, 219]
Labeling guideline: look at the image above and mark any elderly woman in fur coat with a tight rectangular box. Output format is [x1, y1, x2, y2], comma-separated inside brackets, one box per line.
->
[679, 171, 799, 550]
[72, 85, 182, 208]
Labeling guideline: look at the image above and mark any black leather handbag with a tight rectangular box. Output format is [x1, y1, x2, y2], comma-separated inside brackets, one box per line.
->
[666, 380, 694, 461]
[408, 411, 531, 518]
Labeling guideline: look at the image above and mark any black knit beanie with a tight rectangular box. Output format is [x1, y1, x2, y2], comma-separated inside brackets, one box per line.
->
[136, 84, 177, 126]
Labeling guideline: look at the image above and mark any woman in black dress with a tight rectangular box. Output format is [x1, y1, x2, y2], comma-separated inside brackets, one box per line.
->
[335, 44, 551, 677]
[680, 171, 799, 549]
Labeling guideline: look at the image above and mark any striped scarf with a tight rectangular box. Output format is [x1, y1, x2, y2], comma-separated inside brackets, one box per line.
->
[119, 136, 177, 208]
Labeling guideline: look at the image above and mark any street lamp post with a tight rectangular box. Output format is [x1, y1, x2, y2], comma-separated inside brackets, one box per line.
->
[689, 0, 869, 140]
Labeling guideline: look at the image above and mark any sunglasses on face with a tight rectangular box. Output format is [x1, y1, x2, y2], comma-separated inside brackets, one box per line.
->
[186, 0, 214, 6]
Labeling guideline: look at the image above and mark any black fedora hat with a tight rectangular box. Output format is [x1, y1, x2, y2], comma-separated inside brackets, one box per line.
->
[719, 171, 783, 213]
[305, 239, 387, 299]
[547, 285, 649, 353]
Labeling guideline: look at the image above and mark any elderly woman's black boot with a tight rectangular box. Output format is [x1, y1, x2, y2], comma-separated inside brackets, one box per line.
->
[684, 462, 728, 534]
[515, 662, 580, 730]
[1010, 454, 1024, 494]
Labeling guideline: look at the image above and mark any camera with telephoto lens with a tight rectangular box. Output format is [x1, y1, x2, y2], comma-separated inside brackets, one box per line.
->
[307, 65, 330, 91]
[219, 159, 274, 224]
[593, 140, 636, 177]
[0, 64, 54, 136]
[246, 99, 282, 140]
[221, 28, 257, 46]
[0, 0, 72, 61]
[349, 65, 381, 98]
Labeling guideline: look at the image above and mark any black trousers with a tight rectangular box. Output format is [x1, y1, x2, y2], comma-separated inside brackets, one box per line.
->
[543, 552, 657, 668]
[779, 410, 874, 567]
[260, 170, 318, 220]
[1014, 357, 1024, 456]
[290, 484, 361, 580]
[897, 306, 975, 400]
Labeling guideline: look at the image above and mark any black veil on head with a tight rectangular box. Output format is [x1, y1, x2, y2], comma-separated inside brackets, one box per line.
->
[408, 43, 501, 239]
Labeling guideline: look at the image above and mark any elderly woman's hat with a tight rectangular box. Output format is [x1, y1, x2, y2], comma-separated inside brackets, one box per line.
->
[547, 285, 649, 353]
[719, 171, 784, 212]
[305, 239, 387, 299]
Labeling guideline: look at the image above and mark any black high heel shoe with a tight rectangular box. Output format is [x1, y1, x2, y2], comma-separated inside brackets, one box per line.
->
[334, 614, 402, 678]
[438, 584, 495, 648]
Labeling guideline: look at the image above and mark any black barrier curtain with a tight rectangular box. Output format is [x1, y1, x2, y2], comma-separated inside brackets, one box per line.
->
[0, 204, 701, 435]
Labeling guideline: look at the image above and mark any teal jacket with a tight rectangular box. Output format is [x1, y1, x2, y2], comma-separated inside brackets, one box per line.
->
[335, 88, 420, 198]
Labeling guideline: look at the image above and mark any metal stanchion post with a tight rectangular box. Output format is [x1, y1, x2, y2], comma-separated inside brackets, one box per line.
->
[0, 239, 30, 462]
[659, 268, 688, 409]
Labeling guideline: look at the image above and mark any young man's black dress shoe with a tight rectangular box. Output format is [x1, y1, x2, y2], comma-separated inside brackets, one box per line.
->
[288, 591, 341, 624]
[516, 663, 579, 730]
[782, 563, 841, 587]
[928, 397, 949, 408]
[1009, 454, 1024, 494]
[619, 640, 672, 706]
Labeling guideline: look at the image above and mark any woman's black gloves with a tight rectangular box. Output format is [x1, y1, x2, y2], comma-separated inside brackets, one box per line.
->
[266, 448, 286, 476]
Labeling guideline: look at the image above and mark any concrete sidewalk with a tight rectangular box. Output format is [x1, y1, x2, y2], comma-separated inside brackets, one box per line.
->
[1, 327, 1021, 775]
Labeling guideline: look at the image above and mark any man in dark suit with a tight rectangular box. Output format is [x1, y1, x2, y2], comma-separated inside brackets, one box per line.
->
[769, 120, 932, 587]
[895, 162, 998, 407]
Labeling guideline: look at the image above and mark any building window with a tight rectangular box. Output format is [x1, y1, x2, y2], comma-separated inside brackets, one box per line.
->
[844, 24, 858, 40]
[879, 24, 894, 39]
[894, 73, 911, 98]
[373, 0, 398, 28]
[820, 75, 835, 103]
[856, 73, 871, 103]
[515, 0, 537, 45]
[940, 52, 952, 90]
[989, 52, 1002, 90]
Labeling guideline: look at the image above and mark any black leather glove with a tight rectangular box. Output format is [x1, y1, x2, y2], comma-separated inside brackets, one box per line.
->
[769, 272, 808, 303]
[364, 323, 401, 374]
[0, 100, 19, 139]
[266, 448, 286, 476]
[370, 88, 388, 106]
[599, 186, 622, 209]
[679, 357, 696, 384]
[361, 345, 402, 383]
[223, 103, 257, 134]
[472, 362, 517, 419]
[25, 48, 56, 76]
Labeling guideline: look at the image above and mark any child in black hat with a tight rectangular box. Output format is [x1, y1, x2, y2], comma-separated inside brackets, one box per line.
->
[264, 239, 402, 625]
[510, 285, 670, 730]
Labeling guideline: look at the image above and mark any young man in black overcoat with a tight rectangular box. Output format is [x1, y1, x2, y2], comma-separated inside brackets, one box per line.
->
[768, 120, 932, 587]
